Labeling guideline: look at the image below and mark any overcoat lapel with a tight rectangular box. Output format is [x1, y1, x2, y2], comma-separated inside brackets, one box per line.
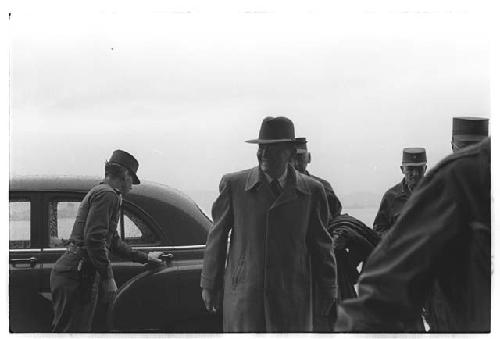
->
[271, 165, 311, 210]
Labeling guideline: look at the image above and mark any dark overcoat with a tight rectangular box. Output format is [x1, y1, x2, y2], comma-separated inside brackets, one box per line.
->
[201, 166, 337, 332]
[336, 138, 491, 332]
[373, 179, 411, 237]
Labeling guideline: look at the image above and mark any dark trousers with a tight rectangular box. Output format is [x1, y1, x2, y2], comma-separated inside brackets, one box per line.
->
[50, 269, 99, 332]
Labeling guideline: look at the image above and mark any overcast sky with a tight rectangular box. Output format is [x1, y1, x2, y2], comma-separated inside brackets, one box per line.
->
[9, 3, 492, 201]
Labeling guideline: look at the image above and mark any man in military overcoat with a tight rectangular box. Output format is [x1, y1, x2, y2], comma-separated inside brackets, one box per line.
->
[201, 117, 338, 332]
[336, 138, 491, 332]
[293, 137, 342, 221]
[373, 148, 427, 237]
[50, 150, 163, 332]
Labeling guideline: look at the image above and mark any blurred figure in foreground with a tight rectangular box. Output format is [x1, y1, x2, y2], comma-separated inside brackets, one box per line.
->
[373, 148, 427, 237]
[336, 138, 491, 333]
[423, 116, 490, 331]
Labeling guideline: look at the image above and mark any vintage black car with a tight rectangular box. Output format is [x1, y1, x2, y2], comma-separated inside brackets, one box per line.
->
[9, 176, 220, 332]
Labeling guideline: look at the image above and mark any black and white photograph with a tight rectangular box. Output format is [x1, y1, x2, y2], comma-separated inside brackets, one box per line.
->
[4, 0, 497, 334]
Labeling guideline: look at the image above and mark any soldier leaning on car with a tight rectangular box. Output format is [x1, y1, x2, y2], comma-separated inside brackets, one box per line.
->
[50, 150, 163, 332]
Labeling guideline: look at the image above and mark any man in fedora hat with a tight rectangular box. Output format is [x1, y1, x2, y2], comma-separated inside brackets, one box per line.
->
[50, 150, 163, 332]
[336, 137, 491, 333]
[293, 137, 342, 221]
[451, 117, 489, 152]
[201, 116, 338, 332]
[373, 148, 427, 237]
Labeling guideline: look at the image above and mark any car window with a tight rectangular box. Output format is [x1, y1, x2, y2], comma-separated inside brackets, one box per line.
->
[121, 208, 161, 247]
[9, 200, 31, 249]
[48, 200, 80, 248]
[47, 199, 160, 247]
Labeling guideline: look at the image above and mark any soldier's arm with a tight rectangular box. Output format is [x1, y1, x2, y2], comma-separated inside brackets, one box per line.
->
[200, 175, 233, 290]
[83, 190, 119, 280]
[307, 183, 338, 313]
[109, 229, 148, 263]
[336, 168, 465, 332]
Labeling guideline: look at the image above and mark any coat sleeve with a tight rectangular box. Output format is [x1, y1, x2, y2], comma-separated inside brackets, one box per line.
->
[323, 180, 342, 220]
[336, 168, 464, 332]
[307, 184, 338, 304]
[110, 229, 149, 264]
[83, 190, 118, 280]
[200, 175, 233, 290]
[372, 192, 392, 237]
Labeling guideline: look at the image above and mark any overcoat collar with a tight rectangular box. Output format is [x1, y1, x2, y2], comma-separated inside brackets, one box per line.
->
[245, 165, 311, 196]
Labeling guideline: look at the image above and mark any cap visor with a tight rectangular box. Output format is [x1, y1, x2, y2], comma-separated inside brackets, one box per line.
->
[453, 135, 487, 142]
[131, 173, 140, 184]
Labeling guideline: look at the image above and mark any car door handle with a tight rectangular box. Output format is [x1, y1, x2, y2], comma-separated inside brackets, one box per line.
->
[10, 257, 38, 268]
[159, 253, 174, 261]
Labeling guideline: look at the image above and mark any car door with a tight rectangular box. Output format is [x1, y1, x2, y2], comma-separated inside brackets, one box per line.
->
[9, 192, 51, 332]
[36, 192, 170, 330]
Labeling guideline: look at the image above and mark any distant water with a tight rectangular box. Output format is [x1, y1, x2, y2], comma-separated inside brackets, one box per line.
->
[186, 190, 378, 228]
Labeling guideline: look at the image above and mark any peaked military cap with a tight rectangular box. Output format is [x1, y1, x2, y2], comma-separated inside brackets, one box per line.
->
[246, 116, 296, 144]
[452, 117, 489, 142]
[402, 147, 427, 166]
[294, 137, 308, 154]
[108, 149, 140, 184]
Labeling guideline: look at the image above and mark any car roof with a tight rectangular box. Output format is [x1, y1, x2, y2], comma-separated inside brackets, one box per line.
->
[10, 175, 211, 246]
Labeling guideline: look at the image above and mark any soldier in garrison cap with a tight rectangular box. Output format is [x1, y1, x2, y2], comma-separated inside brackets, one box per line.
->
[336, 138, 491, 333]
[293, 137, 343, 221]
[50, 150, 163, 332]
[373, 148, 427, 238]
[451, 117, 489, 152]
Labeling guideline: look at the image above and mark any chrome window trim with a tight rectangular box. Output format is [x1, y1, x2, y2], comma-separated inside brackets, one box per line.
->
[27, 244, 206, 253]
[9, 248, 42, 253]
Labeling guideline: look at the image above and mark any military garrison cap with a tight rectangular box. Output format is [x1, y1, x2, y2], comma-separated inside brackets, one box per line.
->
[402, 148, 427, 166]
[452, 117, 489, 142]
[294, 137, 308, 154]
[108, 150, 140, 184]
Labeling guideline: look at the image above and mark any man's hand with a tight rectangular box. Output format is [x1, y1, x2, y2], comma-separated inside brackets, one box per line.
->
[147, 251, 164, 264]
[202, 288, 221, 313]
[102, 278, 118, 303]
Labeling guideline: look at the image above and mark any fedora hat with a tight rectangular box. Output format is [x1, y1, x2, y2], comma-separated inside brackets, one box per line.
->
[108, 149, 140, 184]
[452, 117, 489, 142]
[246, 116, 296, 144]
[402, 147, 427, 166]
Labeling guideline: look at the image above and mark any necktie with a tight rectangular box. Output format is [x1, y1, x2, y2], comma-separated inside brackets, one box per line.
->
[270, 179, 282, 198]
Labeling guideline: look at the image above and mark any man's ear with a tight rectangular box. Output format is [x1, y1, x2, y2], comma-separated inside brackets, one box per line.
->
[400, 165, 404, 173]
[423, 165, 428, 173]
[307, 152, 312, 164]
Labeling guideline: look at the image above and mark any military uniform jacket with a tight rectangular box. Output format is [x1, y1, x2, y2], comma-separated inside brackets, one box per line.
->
[201, 165, 338, 332]
[54, 183, 148, 279]
[373, 179, 411, 236]
[306, 171, 342, 220]
[336, 138, 491, 332]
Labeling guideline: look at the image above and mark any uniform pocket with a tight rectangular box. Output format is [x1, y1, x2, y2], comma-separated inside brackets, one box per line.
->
[53, 252, 81, 273]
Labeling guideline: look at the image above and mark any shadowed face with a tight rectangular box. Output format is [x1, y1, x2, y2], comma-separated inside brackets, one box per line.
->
[257, 142, 294, 179]
[293, 151, 311, 174]
[400, 165, 427, 190]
